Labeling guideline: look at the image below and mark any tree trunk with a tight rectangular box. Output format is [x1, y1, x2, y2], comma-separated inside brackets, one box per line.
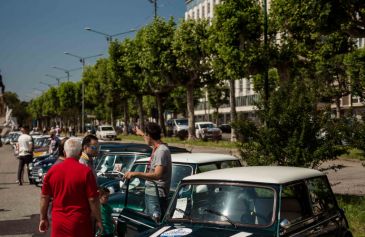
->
[136, 95, 145, 130]
[336, 97, 341, 118]
[187, 82, 196, 140]
[229, 79, 237, 141]
[156, 93, 166, 137]
[215, 107, 219, 125]
[110, 110, 113, 127]
[123, 100, 129, 135]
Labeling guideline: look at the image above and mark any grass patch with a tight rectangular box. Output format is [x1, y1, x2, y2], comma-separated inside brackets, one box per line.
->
[118, 134, 238, 149]
[339, 148, 365, 161]
[336, 194, 365, 237]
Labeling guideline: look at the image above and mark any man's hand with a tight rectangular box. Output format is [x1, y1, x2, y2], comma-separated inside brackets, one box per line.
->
[39, 219, 49, 233]
[124, 171, 135, 180]
[96, 220, 104, 236]
[135, 127, 144, 136]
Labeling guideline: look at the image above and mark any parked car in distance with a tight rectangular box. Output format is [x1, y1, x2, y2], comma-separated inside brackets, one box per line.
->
[195, 122, 222, 141]
[166, 118, 188, 137]
[96, 125, 117, 141]
[219, 123, 232, 133]
[139, 166, 353, 237]
[115, 153, 242, 236]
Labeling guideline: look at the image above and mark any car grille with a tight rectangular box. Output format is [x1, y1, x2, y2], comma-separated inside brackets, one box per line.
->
[30, 166, 40, 179]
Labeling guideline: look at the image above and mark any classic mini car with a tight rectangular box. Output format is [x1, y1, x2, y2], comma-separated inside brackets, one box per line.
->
[114, 153, 242, 235]
[29, 153, 57, 186]
[131, 166, 352, 237]
[195, 122, 222, 141]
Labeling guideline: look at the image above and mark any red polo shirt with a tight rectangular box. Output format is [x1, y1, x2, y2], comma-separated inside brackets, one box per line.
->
[42, 157, 98, 237]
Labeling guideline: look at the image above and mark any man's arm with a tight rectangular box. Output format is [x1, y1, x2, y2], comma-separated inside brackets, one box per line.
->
[88, 197, 103, 234]
[39, 195, 50, 233]
[125, 165, 164, 181]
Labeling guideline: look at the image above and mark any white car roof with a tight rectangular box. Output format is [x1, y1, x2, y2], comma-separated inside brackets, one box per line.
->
[195, 121, 214, 125]
[136, 153, 239, 164]
[183, 166, 324, 184]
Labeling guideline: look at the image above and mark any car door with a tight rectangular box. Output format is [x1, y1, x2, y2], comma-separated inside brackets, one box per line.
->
[117, 177, 161, 237]
[279, 179, 343, 237]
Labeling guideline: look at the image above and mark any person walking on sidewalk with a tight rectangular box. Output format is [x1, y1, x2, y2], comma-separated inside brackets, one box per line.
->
[16, 126, 33, 185]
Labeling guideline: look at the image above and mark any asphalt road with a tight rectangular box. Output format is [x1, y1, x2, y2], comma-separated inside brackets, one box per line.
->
[0, 145, 49, 237]
[0, 141, 364, 236]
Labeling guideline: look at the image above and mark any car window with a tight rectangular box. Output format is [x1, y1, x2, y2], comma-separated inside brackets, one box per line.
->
[101, 127, 114, 131]
[167, 183, 275, 227]
[200, 123, 214, 129]
[96, 155, 115, 173]
[280, 182, 312, 224]
[125, 177, 160, 217]
[170, 165, 193, 192]
[306, 177, 337, 216]
[197, 160, 240, 173]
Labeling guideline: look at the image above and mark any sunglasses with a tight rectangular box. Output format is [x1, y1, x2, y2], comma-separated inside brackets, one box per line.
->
[89, 145, 98, 151]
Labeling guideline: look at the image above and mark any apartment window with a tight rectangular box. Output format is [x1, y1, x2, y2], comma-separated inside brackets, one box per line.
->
[239, 79, 243, 93]
[207, 2, 210, 14]
[202, 5, 205, 18]
[246, 78, 251, 94]
[193, 11, 195, 19]
[197, 8, 200, 19]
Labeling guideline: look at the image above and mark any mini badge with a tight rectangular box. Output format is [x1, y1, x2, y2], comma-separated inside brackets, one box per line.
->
[160, 228, 193, 237]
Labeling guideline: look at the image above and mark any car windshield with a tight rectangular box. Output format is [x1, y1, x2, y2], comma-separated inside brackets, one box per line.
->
[176, 119, 188, 126]
[101, 127, 114, 131]
[96, 153, 147, 174]
[199, 123, 214, 129]
[166, 183, 275, 227]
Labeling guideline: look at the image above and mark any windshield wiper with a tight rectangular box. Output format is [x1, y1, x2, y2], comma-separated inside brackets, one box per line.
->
[203, 208, 238, 228]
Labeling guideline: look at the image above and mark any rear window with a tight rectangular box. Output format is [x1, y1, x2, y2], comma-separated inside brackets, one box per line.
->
[197, 160, 241, 173]
[101, 127, 114, 131]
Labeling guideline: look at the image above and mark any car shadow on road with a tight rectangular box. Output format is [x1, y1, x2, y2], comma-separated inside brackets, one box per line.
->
[0, 214, 50, 237]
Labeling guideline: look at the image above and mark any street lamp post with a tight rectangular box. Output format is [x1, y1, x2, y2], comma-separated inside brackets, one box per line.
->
[39, 81, 54, 88]
[64, 52, 103, 133]
[148, 0, 158, 19]
[45, 74, 67, 86]
[84, 27, 136, 44]
[52, 66, 82, 82]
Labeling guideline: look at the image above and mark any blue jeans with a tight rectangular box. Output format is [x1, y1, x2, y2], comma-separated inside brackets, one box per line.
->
[145, 194, 168, 219]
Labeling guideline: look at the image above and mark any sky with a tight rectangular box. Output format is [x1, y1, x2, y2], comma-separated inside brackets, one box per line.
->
[0, 0, 186, 101]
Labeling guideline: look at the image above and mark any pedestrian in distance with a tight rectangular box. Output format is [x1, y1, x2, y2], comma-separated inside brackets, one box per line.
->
[16, 126, 33, 185]
[49, 130, 61, 157]
[97, 187, 115, 237]
[124, 122, 172, 220]
[39, 137, 103, 237]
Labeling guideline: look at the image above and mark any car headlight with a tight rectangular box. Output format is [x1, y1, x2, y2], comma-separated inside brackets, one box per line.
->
[112, 208, 123, 213]
[38, 169, 44, 177]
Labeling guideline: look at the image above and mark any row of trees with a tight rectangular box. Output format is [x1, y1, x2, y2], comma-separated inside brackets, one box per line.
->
[26, 0, 365, 167]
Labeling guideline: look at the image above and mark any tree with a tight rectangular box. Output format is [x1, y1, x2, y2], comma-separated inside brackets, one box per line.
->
[137, 17, 178, 135]
[207, 82, 229, 125]
[173, 19, 211, 140]
[210, 0, 262, 141]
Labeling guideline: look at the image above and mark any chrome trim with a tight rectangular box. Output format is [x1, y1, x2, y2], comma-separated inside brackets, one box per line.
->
[119, 214, 154, 229]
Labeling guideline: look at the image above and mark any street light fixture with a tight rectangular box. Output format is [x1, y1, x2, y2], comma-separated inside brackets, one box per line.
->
[39, 81, 54, 88]
[52, 66, 81, 82]
[45, 74, 67, 86]
[64, 52, 103, 133]
[84, 27, 136, 43]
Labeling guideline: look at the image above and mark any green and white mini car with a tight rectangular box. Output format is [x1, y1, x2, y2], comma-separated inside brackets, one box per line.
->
[120, 166, 352, 237]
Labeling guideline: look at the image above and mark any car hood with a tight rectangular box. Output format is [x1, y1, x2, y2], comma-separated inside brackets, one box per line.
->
[141, 224, 274, 237]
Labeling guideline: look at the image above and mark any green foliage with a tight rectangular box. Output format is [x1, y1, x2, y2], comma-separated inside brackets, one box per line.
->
[345, 48, 365, 98]
[234, 78, 348, 168]
[336, 195, 365, 236]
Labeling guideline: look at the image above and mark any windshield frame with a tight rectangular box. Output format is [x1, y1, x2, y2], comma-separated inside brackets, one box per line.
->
[95, 152, 148, 174]
[164, 180, 277, 228]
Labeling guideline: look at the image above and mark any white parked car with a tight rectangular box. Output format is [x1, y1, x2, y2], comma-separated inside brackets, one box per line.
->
[167, 118, 189, 136]
[96, 125, 117, 141]
[195, 122, 222, 141]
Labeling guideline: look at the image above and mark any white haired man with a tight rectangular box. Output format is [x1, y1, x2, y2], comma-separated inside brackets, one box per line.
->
[39, 138, 103, 237]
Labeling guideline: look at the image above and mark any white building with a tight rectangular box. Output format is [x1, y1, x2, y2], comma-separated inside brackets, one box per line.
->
[185, 0, 365, 123]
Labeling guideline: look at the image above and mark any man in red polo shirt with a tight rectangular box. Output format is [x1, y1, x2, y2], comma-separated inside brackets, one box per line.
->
[39, 138, 103, 237]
